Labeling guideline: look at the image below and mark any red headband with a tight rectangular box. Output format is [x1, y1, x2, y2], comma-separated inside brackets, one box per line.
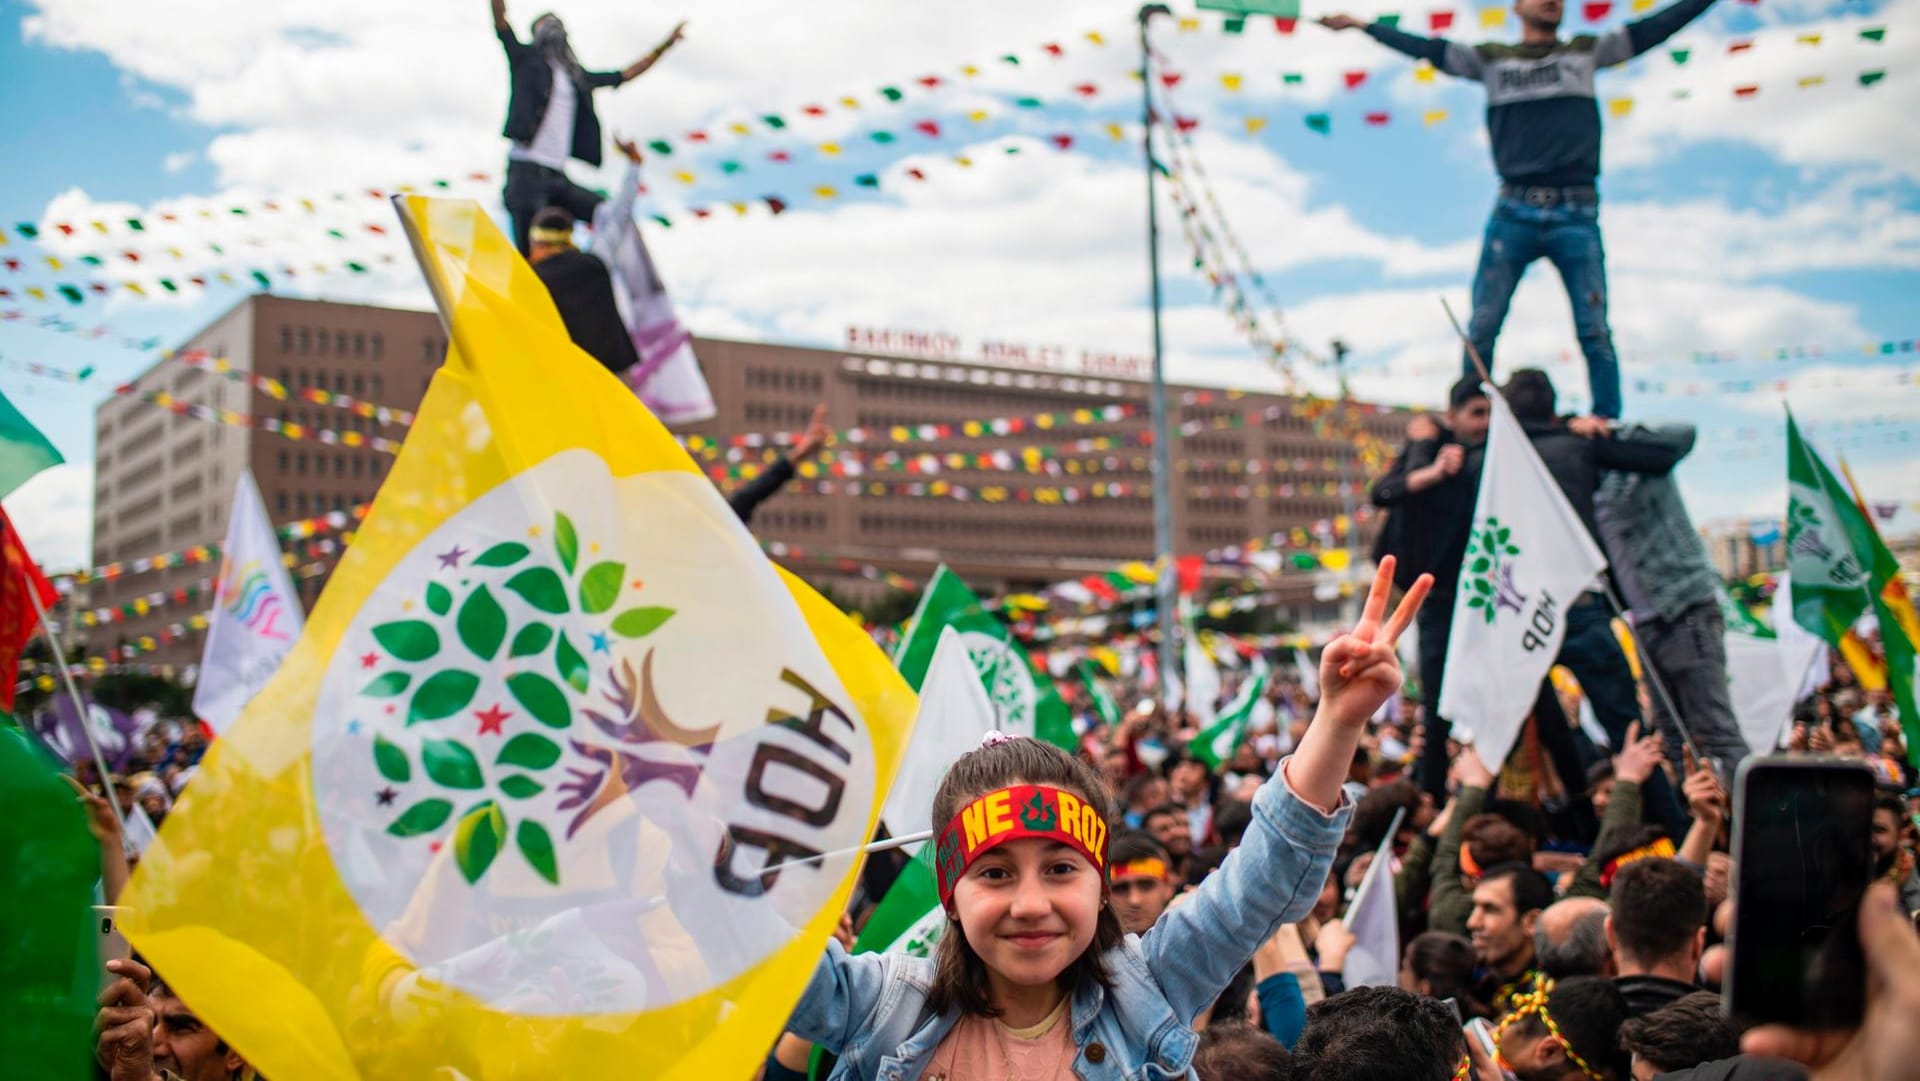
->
[1599, 837, 1676, 889]
[1110, 857, 1170, 883]
[934, 784, 1109, 907]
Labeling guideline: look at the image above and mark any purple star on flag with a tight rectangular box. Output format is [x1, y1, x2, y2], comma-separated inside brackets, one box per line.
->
[375, 786, 398, 807]
[436, 544, 469, 570]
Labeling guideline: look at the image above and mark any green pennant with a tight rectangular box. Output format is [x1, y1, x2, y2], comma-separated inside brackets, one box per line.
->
[871, 130, 896, 144]
[79, 255, 101, 267]
[1306, 113, 1331, 134]
[159, 279, 178, 293]
[761, 114, 786, 129]
[1377, 13, 1402, 27]
[251, 270, 271, 289]
[1223, 15, 1247, 32]
[1151, 155, 1172, 177]
[1000, 53, 1021, 65]
[432, 179, 451, 189]
[719, 160, 743, 174]
[650, 215, 673, 228]
[346, 261, 368, 273]
[15, 223, 37, 239]
[854, 174, 879, 188]
[125, 217, 144, 231]
[1860, 69, 1886, 86]
[1015, 96, 1043, 108]
[647, 140, 673, 155]
[0, 724, 97, 1081]
[1283, 72, 1305, 85]
[1670, 47, 1691, 64]
[57, 285, 82, 305]
[328, 228, 346, 239]
[1860, 26, 1885, 41]
[879, 86, 904, 102]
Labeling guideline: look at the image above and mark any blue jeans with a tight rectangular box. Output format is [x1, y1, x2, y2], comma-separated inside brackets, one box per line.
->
[1463, 196, 1623, 419]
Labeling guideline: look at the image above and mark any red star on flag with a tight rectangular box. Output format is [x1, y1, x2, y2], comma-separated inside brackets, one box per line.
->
[475, 703, 511, 736]
[360, 652, 378, 669]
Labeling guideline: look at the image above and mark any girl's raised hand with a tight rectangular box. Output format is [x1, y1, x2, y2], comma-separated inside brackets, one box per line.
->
[1318, 556, 1431, 731]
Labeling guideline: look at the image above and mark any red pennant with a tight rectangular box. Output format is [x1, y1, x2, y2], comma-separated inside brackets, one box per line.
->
[1075, 82, 1099, 97]
[1583, 1, 1611, 18]
[365, 188, 384, 198]
[917, 75, 942, 88]
[691, 208, 711, 219]
[56, 223, 74, 236]
[801, 105, 826, 117]
[1344, 70, 1368, 89]
[764, 197, 787, 215]
[2, 259, 15, 271]
[1175, 115, 1201, 132]
[1365, 111, 1391, 125]
[915, 119, 941, 136]
[1161, 72, 1182, 88]
[1733, 84, 1759, 96]
[1051, 133, 1075, 149]
[769, 150, 792, 162]
[905, 167, 927, 180]
[90, 283, 108, 294]
[1177, 555, 1205, 596]
[366, 224, 386, 235]
[1275, 16, 1298, 32]
[687, 130, 710, 141]
[1043, 42, 1064, 56]
[123, 251, 141, 263]
[1430, 9, 1456, 30]
[1728, 39, 1754, 52]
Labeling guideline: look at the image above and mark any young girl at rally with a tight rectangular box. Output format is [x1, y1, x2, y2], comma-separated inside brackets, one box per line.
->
[788, 558, 1432, 1080]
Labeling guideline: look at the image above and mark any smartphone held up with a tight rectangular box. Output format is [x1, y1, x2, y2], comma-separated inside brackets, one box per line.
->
[1725, 756, 1876, 1030]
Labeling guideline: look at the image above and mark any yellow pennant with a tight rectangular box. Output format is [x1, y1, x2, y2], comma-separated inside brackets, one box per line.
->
[673, 171, 695, 185]
[838, 95, 860, 108]
[1221, 73, 1244, 91]
[819, 142, 841, 156]
[1796, 32, 1821, 45]
[1105, 122, 1127, 140]
[814, 185, 838, 199]
[1244, 116, 1269, 133]
[1480, 6, 1507, 26]
[1423, 109, 1450, 125]
[121, 198, 916, 1081]
[1608, 97, 1634, 116]
[1178, 15, 1201, 30]
[1798, 74, 1825, 87]
[1086, 30, 1106, 45]
[1415, 61, 1437, 83]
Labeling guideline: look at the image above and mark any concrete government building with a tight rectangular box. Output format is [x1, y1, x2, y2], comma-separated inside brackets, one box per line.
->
[87, 296, 1407, 673]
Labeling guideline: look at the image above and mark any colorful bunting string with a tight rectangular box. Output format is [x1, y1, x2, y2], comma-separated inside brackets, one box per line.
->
[57, 504, 367, 585]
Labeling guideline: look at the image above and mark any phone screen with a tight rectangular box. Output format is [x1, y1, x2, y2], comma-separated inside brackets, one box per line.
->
[1727, 759, 1874, 1028]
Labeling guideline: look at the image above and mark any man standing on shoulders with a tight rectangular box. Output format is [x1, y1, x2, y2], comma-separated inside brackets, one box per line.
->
[1319, 0, 1722, 418]
[1595, 420, 1752, 781]
[492, 0, 686, 254]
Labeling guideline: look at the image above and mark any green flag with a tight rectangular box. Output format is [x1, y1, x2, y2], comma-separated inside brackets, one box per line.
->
[1835, 460, 1920, 768]
[1079, 660, 1122, 727]
[1715, 581, 1774, 639]
[0, 390, 62, 499]
[1785, 413, 1874, 645]
[893, 565, 1076, 749]
[1189, 661, 1269, 769]
[0, 721, 98, 1078]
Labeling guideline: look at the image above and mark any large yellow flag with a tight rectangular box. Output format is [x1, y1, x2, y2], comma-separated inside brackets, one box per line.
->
[122, 199, 916, 1080]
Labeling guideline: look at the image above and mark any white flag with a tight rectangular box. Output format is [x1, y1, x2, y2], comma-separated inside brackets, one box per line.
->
[1185, 632, 1221, 725]
[1439, 393, 1608, 766]
[590, 160, 716, 425]
[1294, 647, 1320, 702]
[1342, 808, 1406, 989]
[192, 471, 304, 734]
[879, 627, 1001, 851]
[1726, 631, 1821, 755]
[1773, 571, 1831, 700]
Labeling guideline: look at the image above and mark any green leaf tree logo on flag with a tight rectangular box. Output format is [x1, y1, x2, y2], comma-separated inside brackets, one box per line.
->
[355, 508, 701, 887]
[1462, 516, 1527, 624]
[962, 632, 1039, 733]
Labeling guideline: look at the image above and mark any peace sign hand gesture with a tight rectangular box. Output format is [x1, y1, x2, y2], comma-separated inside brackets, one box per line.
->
[1319, 555, 1431, 730]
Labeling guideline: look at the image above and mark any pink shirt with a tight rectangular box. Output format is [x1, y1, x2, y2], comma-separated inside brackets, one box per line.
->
[923, 997, 1079, 1081]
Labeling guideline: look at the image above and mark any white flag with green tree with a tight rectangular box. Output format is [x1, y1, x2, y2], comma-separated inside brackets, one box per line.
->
[891, 565, 1075, 748]
[1189, 659, 1270, 770]
[1439, 391, 1608, 767]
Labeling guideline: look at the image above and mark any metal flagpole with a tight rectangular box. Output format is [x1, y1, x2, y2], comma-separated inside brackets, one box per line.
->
[9, 518, 118, 789]
[1141, 3, 1178, 703]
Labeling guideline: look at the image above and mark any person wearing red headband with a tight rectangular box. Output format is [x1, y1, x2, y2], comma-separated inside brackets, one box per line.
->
[786, 558, 1433, 1079]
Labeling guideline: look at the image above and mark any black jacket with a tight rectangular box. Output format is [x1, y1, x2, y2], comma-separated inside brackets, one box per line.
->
[1615, 973, 1699, 1017]
[1369, 434, 1485, 598]
[728, 458, 796, 525]
[1655, 1058, 1809, 1081]
[499, 27, 624, 167]
[1520, 420, 1683, 547]
[532, 250, 641, 375]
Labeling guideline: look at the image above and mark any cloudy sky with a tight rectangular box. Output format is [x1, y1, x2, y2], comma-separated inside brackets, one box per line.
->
[0, 0, 1915, 573]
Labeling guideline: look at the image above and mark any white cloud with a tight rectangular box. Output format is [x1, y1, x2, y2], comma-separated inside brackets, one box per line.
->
[161, 151, 196, 174]
[4, 463, 94, 573]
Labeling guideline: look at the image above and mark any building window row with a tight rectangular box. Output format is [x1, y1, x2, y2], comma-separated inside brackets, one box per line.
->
[280, 324, 383, 360]
[854, 512, 1154, 542]
[756, 510, 827, 532]
[276, 449, 387, 481]
[744, 367, 824, 394]
[274, 491, 372, 516]
[744, 401, 818, 428]
[278, 367, 386, 401]
[1185, 497, 1246, 517]
[840, 357, 1134, 400]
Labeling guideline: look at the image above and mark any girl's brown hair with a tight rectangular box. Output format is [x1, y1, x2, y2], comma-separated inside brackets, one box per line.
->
[923, 737, 1125, 1018]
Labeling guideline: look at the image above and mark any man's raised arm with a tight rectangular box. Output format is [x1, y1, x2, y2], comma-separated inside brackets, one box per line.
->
[618, 20, 687, 85]
[1319, 14, 1488, 81]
